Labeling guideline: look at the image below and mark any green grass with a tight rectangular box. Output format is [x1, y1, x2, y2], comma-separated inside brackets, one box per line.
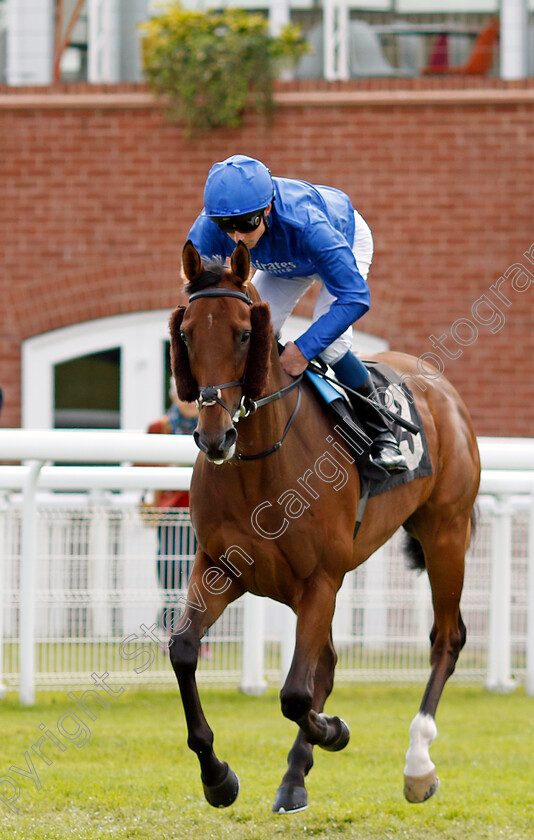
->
[0, 684, 532, 839]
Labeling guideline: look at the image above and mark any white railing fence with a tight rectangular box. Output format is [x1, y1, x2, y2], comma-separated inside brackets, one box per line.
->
[0, 431, 533, 706]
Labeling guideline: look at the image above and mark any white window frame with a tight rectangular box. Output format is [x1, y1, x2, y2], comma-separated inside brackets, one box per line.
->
[22, 311, 170, 430]
[88, 0, 119, 82]
[6, 0, 54, 85]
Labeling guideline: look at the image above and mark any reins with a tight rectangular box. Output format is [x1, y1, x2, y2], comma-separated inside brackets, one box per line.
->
[306, 360, 420, 436]
[236, 382, 302, 461]
[186, 286, 303, 460]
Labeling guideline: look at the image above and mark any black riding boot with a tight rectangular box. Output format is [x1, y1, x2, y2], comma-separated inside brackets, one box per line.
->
[352, 376, 409, 473]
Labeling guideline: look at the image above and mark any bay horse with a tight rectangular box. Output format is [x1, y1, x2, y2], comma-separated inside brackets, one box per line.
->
[168, 240, 480, 814]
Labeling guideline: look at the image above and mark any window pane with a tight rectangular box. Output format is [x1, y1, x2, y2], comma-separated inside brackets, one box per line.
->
[54, 348, 121, 428]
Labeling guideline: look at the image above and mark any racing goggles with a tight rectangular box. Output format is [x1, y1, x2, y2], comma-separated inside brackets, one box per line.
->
[210, 210, 265, 234]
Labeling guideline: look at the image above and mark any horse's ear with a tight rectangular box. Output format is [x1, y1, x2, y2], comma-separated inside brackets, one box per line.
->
[182, 240, 203, 283]
[169, 306, 199, 402]
[230, 242, 250, 286]
[242, 302, 272, 400]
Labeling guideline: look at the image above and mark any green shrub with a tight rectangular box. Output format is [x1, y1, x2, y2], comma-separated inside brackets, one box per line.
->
[140, 3, 308, 138]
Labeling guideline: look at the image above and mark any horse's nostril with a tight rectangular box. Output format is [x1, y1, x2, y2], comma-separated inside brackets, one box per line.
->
[193, 429, 208, 453]
[224, 427, 237, 450]
[194, 426, 236, 460]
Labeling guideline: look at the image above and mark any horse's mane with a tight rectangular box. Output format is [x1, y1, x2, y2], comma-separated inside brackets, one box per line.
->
[184, 261, 226, 295]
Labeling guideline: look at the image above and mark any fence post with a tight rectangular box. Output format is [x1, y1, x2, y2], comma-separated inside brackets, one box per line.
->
[19, 461, 43, 706]
[414, 572, 431, 649]
[89, 491, 111, 638]
[485, 496, 515, 692]
[240, 593, 267, 695]
[280, 605, 297, 686]
[362, 547, 387, 649]
[527, 491, 534, 697]
[0, 492, 8, 699]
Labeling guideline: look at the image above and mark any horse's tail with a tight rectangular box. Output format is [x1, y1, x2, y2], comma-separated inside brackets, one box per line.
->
[404, 505, 478, 573]
[404, 534, 426, 573]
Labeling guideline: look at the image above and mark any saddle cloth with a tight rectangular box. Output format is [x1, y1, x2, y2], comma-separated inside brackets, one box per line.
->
[305, 360, 433, 500]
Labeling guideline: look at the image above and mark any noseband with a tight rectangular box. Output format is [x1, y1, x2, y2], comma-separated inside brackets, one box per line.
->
[186, 286, 302, 459]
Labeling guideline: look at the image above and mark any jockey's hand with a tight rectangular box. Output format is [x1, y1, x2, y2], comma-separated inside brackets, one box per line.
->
[280, 342, 308, 376]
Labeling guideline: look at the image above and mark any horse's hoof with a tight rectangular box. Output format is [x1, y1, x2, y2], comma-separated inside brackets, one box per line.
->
[272, 785, 308, 814]
[404, 770, 440, 803]
[318, 714, 351, 752]
[202, 763, 240, 808]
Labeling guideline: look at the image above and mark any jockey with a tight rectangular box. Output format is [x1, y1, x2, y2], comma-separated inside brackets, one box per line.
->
[188, 154, 408, 473]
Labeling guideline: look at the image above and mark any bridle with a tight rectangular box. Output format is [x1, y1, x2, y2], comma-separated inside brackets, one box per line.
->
[185, 286, 302, 460]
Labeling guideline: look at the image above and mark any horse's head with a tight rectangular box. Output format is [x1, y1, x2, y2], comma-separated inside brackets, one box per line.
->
[169, 241, 272, 463]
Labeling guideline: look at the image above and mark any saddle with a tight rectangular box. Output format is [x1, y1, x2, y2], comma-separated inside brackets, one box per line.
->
[305, 360, 433, 535]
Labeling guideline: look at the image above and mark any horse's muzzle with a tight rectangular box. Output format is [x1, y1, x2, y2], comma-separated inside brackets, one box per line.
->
[194, 426, 237, 464]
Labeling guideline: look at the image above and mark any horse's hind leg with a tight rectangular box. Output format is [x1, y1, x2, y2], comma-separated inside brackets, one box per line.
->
[273, 633, 338, 813]
[403, 515, 469, 803]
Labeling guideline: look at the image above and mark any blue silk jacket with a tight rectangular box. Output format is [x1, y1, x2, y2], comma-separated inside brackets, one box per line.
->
[188, 177, 370, 360]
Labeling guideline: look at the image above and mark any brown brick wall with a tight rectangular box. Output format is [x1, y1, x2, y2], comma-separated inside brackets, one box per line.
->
[1, 81, 533, 435]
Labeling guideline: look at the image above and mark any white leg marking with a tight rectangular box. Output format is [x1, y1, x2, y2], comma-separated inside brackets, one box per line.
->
[404, 713, 438, 777]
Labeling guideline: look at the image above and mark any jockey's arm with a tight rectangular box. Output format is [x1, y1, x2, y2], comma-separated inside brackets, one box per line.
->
[294, 221, 371, 362]
[279, 342, 308, 376]
[295, 299, 369, 362]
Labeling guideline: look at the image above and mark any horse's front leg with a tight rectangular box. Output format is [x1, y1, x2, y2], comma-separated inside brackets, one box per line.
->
[169, 549, 243, 808]
[273, 634, 341, 813]
[273, 578, 350, 814]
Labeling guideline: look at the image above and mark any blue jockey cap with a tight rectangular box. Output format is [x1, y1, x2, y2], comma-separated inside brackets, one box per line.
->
[203, 154, 274, 217]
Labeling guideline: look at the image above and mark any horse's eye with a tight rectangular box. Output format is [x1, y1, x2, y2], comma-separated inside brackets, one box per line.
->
[240, 331, 251, 345]
[180, 331, 188, 346]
